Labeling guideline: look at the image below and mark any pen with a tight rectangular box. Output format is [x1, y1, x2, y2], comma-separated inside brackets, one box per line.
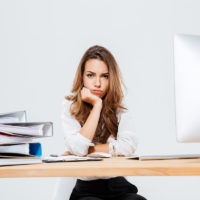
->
[49, 154, 59, 157]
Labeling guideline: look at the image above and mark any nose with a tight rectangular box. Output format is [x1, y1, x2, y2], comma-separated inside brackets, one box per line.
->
[95, 77, 101, 87]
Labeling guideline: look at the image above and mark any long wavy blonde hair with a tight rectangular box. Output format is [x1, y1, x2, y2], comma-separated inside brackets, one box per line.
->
[66, 45, 126, 144]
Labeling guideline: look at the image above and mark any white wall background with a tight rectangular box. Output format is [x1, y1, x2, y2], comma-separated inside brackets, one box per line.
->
[1, 0, 200, 199]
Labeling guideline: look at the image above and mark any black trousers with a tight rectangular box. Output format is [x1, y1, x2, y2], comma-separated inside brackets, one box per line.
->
[69, 177, 147, 200]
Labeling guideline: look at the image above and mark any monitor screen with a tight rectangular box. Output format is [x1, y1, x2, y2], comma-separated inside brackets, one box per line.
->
[174, 34, 200, 142]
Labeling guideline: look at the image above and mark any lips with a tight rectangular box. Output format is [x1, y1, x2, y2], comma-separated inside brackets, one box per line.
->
[92, 90, 103, 94]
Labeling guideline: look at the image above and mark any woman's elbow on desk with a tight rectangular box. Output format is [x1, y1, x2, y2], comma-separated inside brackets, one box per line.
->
[113, 142, 137, 156]
[64, 133, 94, 156]
[64, 141, 89, 156]
[112, 134, 138, 156]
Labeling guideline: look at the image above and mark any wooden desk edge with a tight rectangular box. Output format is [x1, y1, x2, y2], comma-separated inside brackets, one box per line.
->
[1, 157, 200, 178]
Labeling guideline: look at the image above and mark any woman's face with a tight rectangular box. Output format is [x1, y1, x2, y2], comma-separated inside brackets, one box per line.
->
[83, 59, 109, 99]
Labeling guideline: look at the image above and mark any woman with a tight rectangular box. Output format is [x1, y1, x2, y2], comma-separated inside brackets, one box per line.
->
[61, 45, 146, 200]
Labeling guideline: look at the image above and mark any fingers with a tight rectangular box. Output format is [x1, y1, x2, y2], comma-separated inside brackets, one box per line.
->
[81, 87, 91, 100]
[81, 87, 102, 106]
[81, 87, 90, 94]
[61, 151, 73, 156]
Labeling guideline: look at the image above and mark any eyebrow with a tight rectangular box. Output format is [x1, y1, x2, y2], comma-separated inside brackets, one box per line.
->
[86, 71, 109, 74]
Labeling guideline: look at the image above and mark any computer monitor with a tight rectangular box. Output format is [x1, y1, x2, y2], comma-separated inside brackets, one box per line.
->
[174, 33, 200, 142]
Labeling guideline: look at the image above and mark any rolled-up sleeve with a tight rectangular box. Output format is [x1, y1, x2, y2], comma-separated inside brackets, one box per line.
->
[108, 108, 138, 156]
[61, 99, 94, 156]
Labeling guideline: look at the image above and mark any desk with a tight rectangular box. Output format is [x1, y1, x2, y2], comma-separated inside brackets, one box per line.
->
[1, 157, 200, 178]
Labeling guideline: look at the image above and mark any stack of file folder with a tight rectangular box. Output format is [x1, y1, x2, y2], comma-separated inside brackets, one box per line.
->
[0, 111, 53, 166]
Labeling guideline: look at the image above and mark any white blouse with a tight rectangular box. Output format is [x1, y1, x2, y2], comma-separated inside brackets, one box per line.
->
[61, 99, 138, 181]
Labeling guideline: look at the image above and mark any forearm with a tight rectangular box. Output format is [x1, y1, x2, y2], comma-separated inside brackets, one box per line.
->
[88, 143, 109, 154]
[61, 143, 109, 156]
[79, 102, 102, 141]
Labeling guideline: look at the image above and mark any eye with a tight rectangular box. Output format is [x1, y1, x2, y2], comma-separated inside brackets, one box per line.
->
[87, 74, 93, 78]
[103, 74, 109, 79]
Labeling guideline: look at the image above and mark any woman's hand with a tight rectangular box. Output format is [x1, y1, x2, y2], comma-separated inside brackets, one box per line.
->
[81, 87, 102, 107]
[61, 151, 73, 156]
